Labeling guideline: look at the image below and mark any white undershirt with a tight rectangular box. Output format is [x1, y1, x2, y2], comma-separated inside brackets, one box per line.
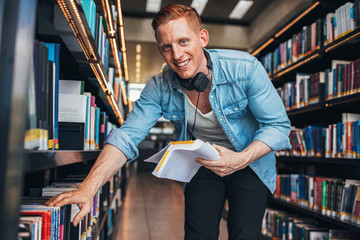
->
[186, 94, 234, 150]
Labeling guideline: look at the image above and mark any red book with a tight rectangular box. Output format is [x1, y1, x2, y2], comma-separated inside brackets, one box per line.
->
[21, 209, 52, 240]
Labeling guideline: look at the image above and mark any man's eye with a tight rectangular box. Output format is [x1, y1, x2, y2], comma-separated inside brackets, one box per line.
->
[180, 40, 187, 44]
[162, 46, 170, 52]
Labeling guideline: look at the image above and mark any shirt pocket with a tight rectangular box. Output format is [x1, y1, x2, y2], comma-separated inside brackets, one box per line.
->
[223, 99, 248, 120]
[163, 111, 185, 130]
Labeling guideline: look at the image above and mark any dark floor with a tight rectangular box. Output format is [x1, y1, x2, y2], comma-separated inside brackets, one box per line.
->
[113, 162, 228, 240]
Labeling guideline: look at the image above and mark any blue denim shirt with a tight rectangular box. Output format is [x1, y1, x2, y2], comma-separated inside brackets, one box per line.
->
[106, 49, 291, 193]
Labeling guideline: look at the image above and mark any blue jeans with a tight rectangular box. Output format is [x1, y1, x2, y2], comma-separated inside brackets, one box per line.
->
[184, 166, 269, 240]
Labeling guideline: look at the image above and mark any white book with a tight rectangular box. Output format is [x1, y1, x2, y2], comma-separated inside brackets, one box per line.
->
[59, 94, 87, 123]
[83, 92, 92, 150]
[308, 176, 314, 210]
[59, 80, 84, 94]
[342, 113, 360, 122]
[145, 139, 220, 182]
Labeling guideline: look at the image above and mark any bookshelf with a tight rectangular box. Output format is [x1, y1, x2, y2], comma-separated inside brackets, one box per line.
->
[0, 0, 38, 239]
[251, 0, 360, 238]
[0, 0, 131, 239]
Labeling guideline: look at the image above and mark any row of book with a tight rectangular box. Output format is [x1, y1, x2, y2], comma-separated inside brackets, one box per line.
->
[324, 58, 360, 101]
[108, 67, 126, 118]
[276, 72, 324, 111]
[24, 40, 119, 151]
[58, 80, 114, 150]
[277, 113, 360, 158]
[80, 0, 111, 73]
[275, 58, 360, 111]
[262, 207, 360, 240]
[25, 40, 60, 150]
[273, 174, 360, 225]
[77, 0, 128, 117]
[261, 2, 360, 75]
[18, 171, 122, 240]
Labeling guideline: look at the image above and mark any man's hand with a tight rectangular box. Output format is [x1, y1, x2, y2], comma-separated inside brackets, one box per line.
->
[196, 141, 272, 177]
[45, 144, 127, 227]
[196, 144, 249, 177]
[45, 188, 93, 227]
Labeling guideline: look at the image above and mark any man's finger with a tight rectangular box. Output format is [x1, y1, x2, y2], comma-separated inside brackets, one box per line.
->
[197, 158, 226, 167]
[46, 192, 72, 206]
[73, 204, 91, 227]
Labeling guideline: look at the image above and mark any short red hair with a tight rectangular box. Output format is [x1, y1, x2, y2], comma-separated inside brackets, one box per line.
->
[152, 4, 201, 35]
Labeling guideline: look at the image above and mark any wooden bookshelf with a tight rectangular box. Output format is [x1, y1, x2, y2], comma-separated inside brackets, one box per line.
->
[269, 197, 360, 234]
[269, 27, 360, 83]
[0, 0, 131, 238]
[51, 0, 125, 125]
[0, 0, 38, 239]
[252, 0, 360, 237]
[24, 150, 101, 172]
[276, 156, 360, 165]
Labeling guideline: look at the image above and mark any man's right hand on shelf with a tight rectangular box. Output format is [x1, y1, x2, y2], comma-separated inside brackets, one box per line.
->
[45, 188, 93, 227]
[45, 144, 127, 226]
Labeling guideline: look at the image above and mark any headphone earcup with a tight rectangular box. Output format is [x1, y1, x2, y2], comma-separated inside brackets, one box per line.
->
[193, 72, 210, 92]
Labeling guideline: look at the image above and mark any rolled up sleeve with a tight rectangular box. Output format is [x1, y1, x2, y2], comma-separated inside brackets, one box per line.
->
[105, 77, 163, 161]
[247, 60, 292, 151]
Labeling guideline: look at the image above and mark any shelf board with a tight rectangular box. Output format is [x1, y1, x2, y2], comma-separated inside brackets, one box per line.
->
[286, 91, 360, 118]
[324, 91, 360, 107]
[271, 51, 321, 81]
[287, 103, 322, 117]
[24, 150, 101, 172]
[276, 156, 360, 165]
[269, 197, 360, 233]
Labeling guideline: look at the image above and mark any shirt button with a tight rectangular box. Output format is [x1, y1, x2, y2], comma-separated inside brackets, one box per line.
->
[231, 138, 234, 141]
[235, 108, 238, 111]
[172, 115, 176, 119]
[265, 179, 267, 182]
[210, 95, 214, 98]
[220, 118, 223, 121]
[254, 167, 257, 170]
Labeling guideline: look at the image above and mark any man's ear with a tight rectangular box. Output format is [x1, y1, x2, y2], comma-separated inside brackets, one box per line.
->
[199, 29, 209, 48]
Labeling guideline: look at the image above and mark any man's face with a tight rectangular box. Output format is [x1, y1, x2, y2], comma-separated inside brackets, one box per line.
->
[156, 17, 209, 80]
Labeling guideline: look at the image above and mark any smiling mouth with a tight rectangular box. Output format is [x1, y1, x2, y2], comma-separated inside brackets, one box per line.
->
[176, 59, 190, 67]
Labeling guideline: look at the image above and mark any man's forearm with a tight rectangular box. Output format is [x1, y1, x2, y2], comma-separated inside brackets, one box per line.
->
[241, 140, 272, 166]
[78, 144, 127, 197]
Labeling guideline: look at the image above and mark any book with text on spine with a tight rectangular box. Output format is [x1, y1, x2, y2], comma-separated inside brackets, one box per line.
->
[144, 139, 220, 182]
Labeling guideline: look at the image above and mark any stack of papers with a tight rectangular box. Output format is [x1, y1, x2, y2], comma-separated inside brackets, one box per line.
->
[144, 139, 220, 182]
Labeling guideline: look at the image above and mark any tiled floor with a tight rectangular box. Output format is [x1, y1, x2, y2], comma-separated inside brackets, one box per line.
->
[113, 163, 228, 240]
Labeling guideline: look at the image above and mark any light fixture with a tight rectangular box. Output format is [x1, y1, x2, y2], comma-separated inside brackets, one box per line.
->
[146, 0, 162, 13]
[229, 0, 253, 19]
[191, 0, 208, 16]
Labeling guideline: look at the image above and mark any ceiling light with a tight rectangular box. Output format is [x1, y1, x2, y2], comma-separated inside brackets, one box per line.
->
[229, 0, 253, 19]
[191, 0, 208, 16]
[146, 0, 162, 13]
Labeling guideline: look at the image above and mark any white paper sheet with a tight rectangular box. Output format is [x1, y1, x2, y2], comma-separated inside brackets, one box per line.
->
[144, 139, 220, 182]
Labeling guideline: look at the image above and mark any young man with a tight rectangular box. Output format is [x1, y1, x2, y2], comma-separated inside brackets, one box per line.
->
[46, 4, 291, 239]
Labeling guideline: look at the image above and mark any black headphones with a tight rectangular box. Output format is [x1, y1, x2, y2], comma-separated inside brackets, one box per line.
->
[176, 50, 212, 92]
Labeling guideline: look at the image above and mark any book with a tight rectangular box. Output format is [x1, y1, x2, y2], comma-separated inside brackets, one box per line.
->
[144, 139, 220, 182]
[329, 229, 360, 239]
[59, 80, 84, 95]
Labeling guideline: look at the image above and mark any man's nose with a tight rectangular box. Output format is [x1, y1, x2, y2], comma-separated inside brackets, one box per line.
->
[172, 45, 183, 60]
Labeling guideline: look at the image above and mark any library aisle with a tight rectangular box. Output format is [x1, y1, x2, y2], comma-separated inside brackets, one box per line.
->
[113, 163, 228, 240]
